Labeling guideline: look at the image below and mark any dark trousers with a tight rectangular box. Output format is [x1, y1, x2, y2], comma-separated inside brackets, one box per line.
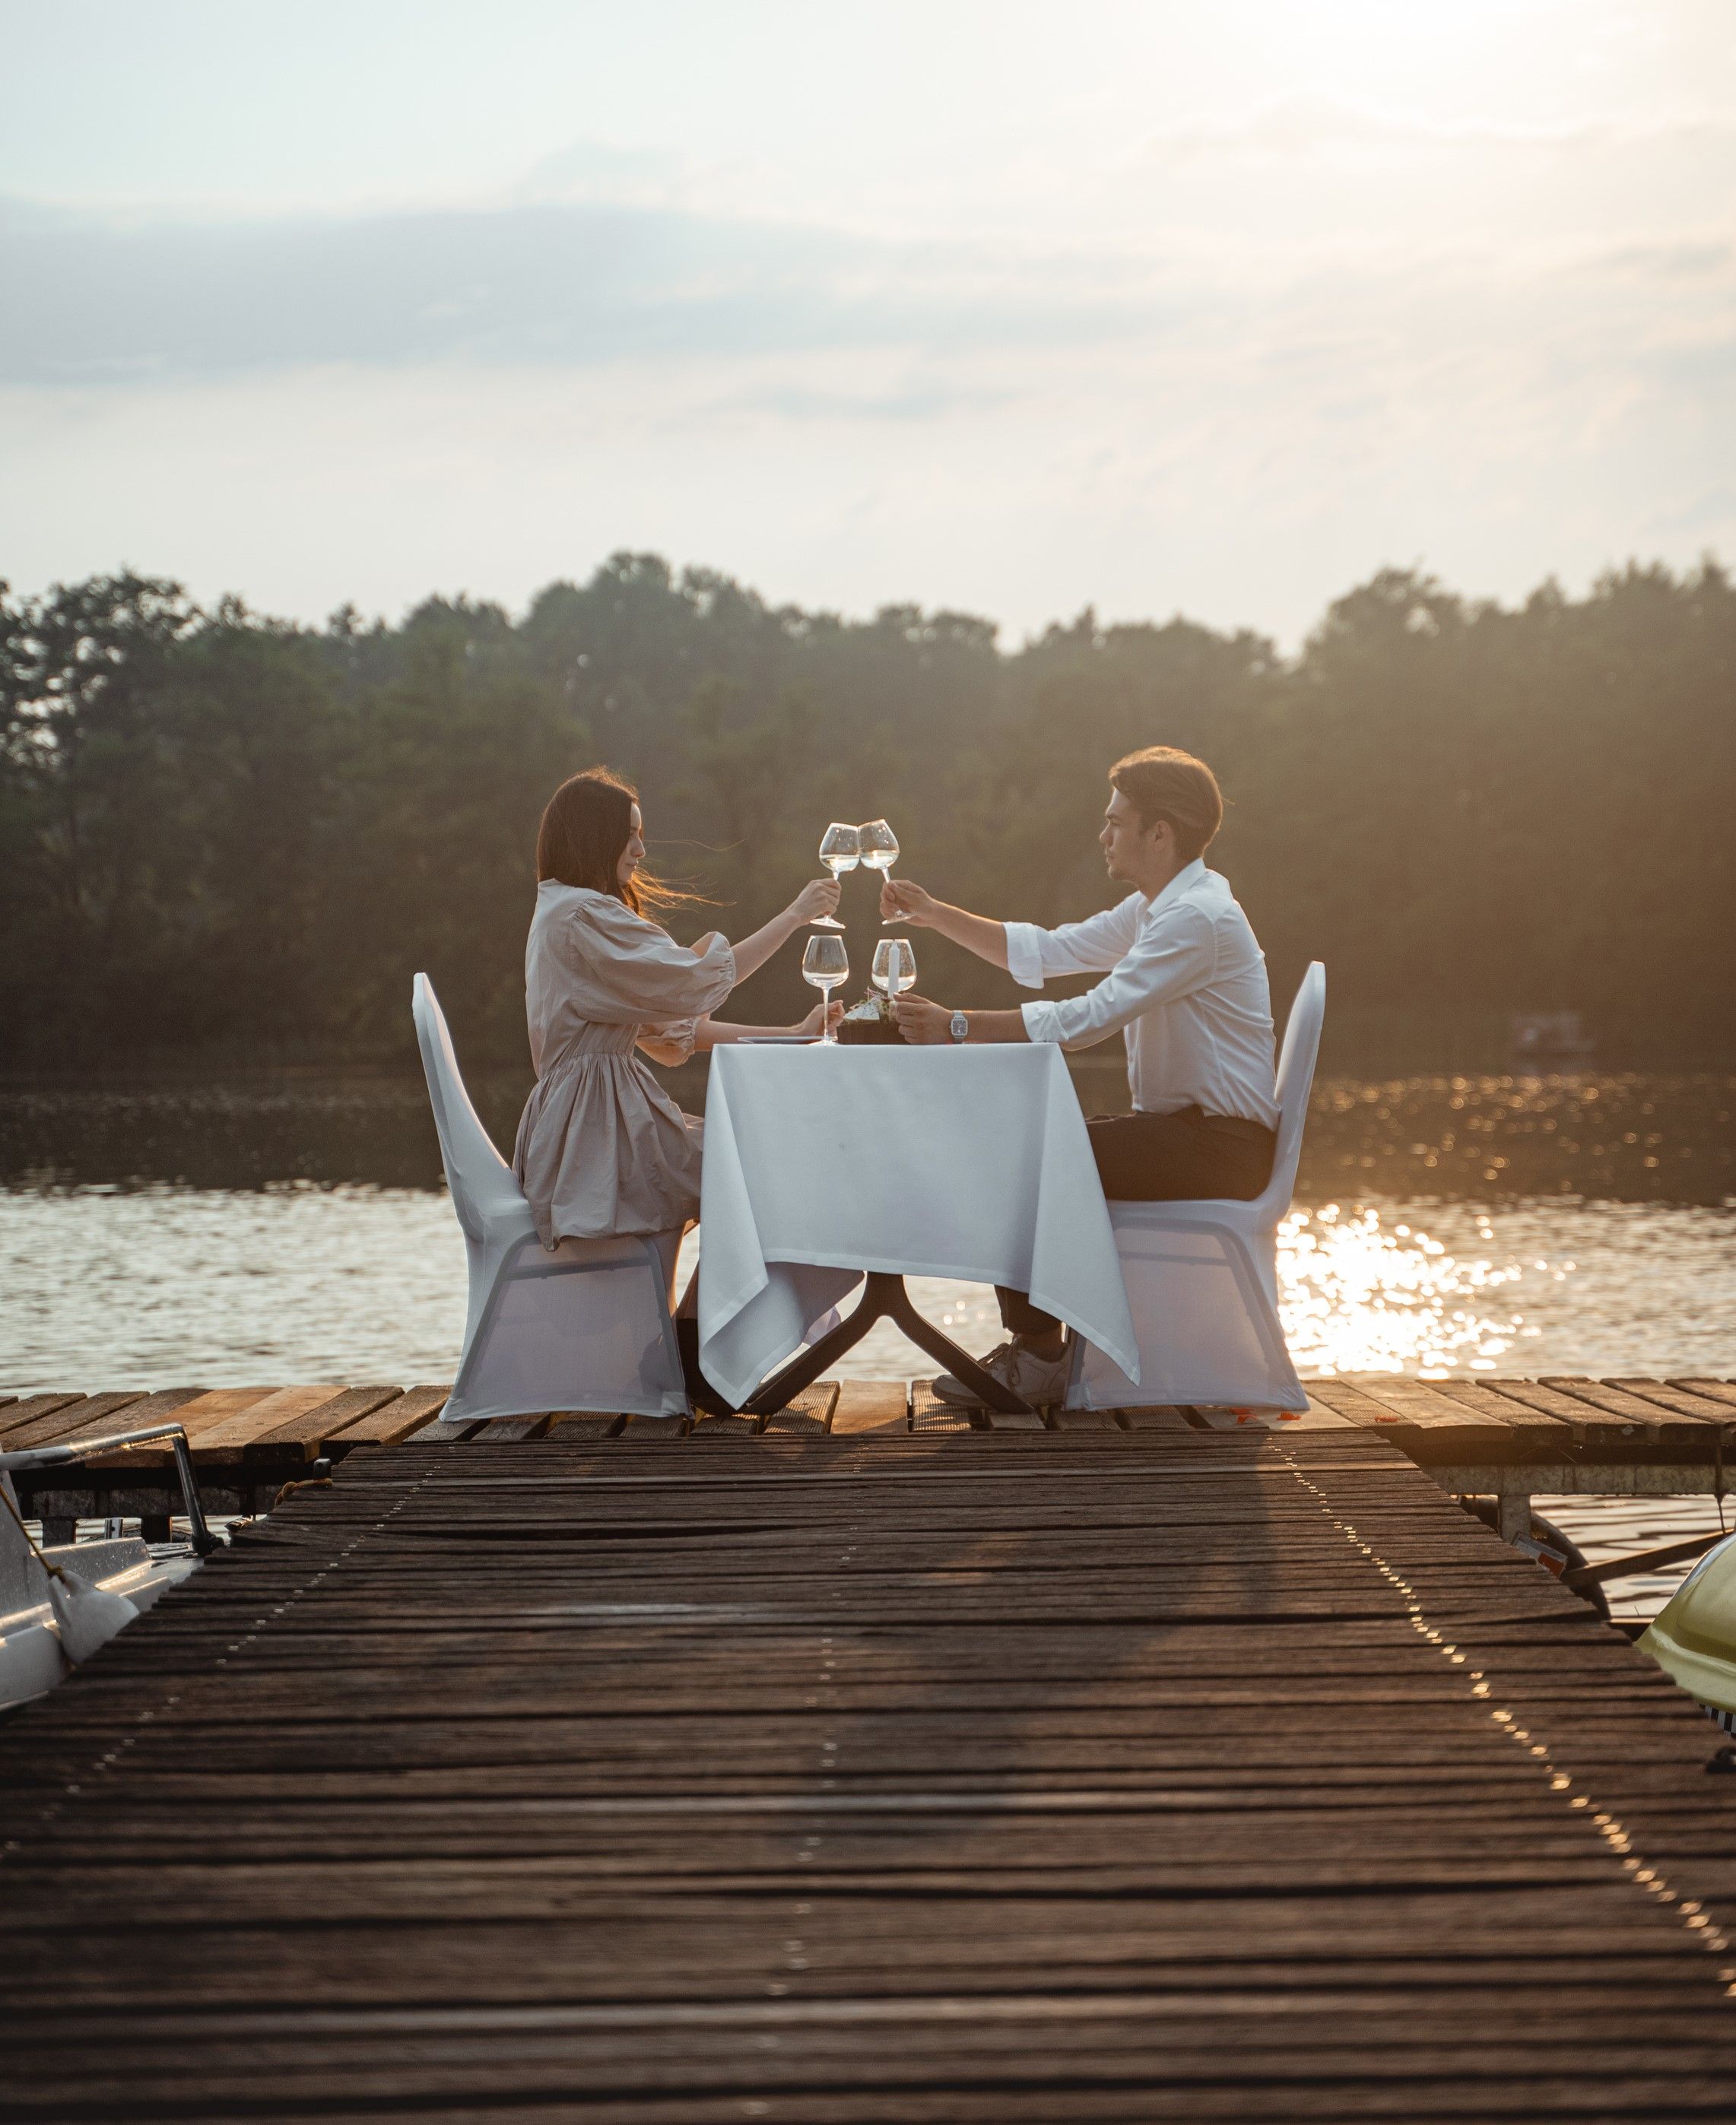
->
[996, 1105, 1277, 1338]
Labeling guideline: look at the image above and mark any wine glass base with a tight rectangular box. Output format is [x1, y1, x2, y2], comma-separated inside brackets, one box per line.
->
[811, 918, 846, 930]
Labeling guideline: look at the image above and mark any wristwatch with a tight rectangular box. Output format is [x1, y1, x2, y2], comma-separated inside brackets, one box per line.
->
[949, 1010, 970, 1043]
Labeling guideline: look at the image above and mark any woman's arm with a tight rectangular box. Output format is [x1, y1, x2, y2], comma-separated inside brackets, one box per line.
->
[878, 879, 1011, 969]
[693, 996, 842, 1047]
[717, 877, 839, 982]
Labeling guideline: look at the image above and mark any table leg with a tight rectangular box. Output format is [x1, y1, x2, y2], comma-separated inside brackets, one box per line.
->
[740, 1273, 1034, 1421]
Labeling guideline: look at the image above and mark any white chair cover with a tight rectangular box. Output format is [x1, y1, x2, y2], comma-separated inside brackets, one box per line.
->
[413, 975, 688, 1422]
[1066, 962, 1325, 1414]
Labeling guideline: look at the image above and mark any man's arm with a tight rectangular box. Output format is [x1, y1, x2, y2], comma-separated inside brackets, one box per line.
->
[878, 880, 1010, 968]
[893, 905, 1218, 1051]
[891, 997, 1028, 1045]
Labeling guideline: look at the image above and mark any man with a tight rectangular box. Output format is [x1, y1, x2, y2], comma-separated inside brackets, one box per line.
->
[884, 745, 1278, 1407]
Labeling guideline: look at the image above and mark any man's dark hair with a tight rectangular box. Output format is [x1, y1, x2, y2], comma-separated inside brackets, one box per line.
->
[1109, 747, 1224, 862]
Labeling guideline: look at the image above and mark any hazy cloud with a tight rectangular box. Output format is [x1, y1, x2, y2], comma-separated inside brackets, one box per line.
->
[0, 194, 1176, 387]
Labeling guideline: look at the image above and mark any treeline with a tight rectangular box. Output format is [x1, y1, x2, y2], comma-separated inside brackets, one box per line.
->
[2, 554, 1731, 1073]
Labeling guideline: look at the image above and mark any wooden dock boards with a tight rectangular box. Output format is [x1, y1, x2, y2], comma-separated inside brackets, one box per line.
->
[7, 1429, 1736, 2119]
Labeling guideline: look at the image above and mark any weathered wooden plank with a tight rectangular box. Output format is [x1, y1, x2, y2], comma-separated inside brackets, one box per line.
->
[0, 1390, 148, 1451]
[1605, 1377, 1736, 1423]
[615, 1413, 691, 1439]
[0, 1392, 84, 1440]
[1415, 1378, 1579, 1455]
[1047, 1410, 1122, 1431]
[762, 1380, 841, 1434]
[1669, 1378, 1736, 1413]
[1473, 1376, 1704, 1456]
[21, 1388, 205, 1467]
[1538, 1375, 1722, 1452]
[469, 1416, 551, 1442]
[241, 1385, 402, 1462]
[81, 1387, 276, 1468]
[1306, 1378, 1517, 1460]
[544, 1412, 628, 1438]
[830, 1381, 910, 1435]
[186, 1384, 357, 1462]
[328, 1385, 450, 1451]
[407, 1415, 485, 1444]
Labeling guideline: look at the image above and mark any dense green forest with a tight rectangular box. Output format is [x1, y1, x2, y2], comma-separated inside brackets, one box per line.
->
[2, 554, 1731, 1074]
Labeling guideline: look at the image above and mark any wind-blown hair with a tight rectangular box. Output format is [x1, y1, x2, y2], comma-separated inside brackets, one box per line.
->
[535, 767, 690, 917]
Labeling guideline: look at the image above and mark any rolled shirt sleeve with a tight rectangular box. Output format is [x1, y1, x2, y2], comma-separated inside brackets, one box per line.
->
[1020, 902, 1219, 1051]
[1004, 896, 1146, 992]
[1003, 921, 1049, 991]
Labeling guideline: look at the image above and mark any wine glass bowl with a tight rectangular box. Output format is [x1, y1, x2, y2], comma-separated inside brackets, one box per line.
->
[857, 819, 898, 871]
[802, 934, 849, 1043]
[871, 937, 916, 1001]
[813, 824, 860, 928]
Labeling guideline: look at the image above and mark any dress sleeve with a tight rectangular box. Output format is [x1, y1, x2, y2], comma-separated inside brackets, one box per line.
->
[636, 1020, 700, 1066]
[563, 897, 737, 1025]
[1004, 896, 1146, 990]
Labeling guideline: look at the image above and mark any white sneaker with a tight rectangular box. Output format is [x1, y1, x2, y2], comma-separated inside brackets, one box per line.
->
[931, 1339, 1070, 1410]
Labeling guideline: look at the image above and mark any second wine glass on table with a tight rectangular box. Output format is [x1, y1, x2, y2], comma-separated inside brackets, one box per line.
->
[813, 824, 860, 928]
[871, 937, 916, 1004]
[801, 934, 849, 1043]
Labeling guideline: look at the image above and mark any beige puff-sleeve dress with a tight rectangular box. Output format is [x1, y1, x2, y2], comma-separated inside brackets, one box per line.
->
[512, 883, 737, 1245]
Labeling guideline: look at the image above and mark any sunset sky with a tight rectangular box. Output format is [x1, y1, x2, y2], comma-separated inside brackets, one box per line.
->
[3, 0, 1733, 642]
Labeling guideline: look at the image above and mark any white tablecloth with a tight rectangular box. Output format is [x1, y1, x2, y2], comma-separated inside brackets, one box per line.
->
[696, 1044, 1139, 1404]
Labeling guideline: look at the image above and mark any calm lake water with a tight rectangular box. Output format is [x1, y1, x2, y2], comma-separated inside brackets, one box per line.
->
[2, 1070, 1731, 1616]
[2, 1069, 1731, 1394]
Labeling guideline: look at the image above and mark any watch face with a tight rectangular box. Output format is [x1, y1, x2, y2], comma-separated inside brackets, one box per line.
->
[951, 1012, 969, 1041]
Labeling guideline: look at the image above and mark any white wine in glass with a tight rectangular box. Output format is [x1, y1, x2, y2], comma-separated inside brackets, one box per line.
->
[802, 933, 849, 1043]
[814, 823, 860, 928]
[858, 819, 897, 871]
[871, 937, 916, 1000]
[858, 818, 902, 922]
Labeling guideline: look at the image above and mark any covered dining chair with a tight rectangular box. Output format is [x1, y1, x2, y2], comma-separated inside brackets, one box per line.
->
[1065, 961, 1325, 1415]
[413, 974, 689, 1423]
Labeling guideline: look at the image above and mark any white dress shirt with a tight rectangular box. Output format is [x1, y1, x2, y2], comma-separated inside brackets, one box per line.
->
[1004, 859, 1279, 1127]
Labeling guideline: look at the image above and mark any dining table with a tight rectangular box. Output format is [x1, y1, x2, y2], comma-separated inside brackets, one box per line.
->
[695, 1042, 1141, 1417]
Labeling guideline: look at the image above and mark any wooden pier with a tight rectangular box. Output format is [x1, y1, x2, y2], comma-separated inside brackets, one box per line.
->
[8, 1423, 1736, 2117]
[6, 1375, 1736, 1536]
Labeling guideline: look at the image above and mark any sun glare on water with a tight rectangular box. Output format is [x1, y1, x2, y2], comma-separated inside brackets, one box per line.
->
[1277, 1204, 1536, 1376]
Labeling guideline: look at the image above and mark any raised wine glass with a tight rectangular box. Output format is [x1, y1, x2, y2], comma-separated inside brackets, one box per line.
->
[802, 933, 849, 1043]
[871, 937, 916, 1004]
[813, 824, 859, 929]
[858, 819, 897, 871]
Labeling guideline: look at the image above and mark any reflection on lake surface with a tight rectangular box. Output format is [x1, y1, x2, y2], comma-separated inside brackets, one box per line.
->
[4, 1069, 1734, 1204]
[3, 1186, 1734, 1391]
[0, 1073, 1731, 1395]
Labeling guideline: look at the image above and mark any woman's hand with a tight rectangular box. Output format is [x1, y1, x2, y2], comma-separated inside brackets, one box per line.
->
[881, 877, 939, 928]
[787, 877, 841, 928]
[795, 997, 845, 1038]
[892, 994, 954, 1045]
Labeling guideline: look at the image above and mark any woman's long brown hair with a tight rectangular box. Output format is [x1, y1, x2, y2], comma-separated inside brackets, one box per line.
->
[535, 768, 694, 918]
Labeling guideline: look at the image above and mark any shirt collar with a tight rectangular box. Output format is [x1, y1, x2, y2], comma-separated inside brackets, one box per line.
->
[1144, 856, 1207, 917]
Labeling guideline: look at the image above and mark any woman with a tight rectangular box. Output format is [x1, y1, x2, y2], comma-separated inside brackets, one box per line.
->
[513, 766, 838, 1266]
